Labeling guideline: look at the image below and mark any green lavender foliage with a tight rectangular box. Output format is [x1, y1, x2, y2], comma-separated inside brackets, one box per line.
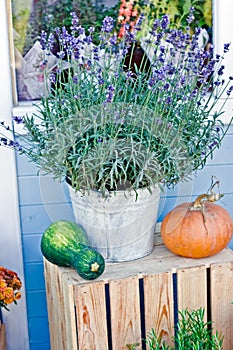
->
[1, 10, 233, 196]
[127, 308, 224, 350]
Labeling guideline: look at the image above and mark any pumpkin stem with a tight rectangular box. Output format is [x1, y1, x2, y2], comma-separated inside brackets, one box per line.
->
[91, 262, 100, 272]
[193, 192, 224, 209]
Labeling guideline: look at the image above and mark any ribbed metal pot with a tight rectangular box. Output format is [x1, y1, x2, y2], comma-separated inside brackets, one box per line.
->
[68, 185, 160, 262]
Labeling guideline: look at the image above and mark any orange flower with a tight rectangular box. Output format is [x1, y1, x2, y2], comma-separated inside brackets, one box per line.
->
[14, 292, 21, 301]
[117, 0, 139, 38]
[3, 287, 14, 304]
[0, 266, 22, 310]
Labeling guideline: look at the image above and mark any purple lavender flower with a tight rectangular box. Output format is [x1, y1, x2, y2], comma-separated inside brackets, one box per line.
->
[79, 27, 85, 35]
[214, 80, 221, 87]
[215, 126, 221, 133]
[126, 71, 133, 80]
[40, 30, 47, 50]
[218, 65, 225, 76]
[88, 27, 95, 33]
[101, 16, 114, 33]
[109, 34, 117, 46]
[161, 15, 170, 30]
[151, 19, 160, 33]
[104, 84, 115, 104]
[0, 137, 7, 145]
[8, 140, 22, 151]
[71, 12, 79, 32]
[47, 33, 55, 52]
[224, 43, 231, 53]
[215, 54, 221, 62]
[165, 96, 172, 105]
[84, 35, 93, 45]
[13, 116, 24, 124]
[98, 77, 105, 85]
[72, 75, 78, 84]
[186, 7, 195, 24]
[57, 51, 65, 59]
[49, 73, 56, 84]
[226, 86, 233, 96]
[164, 83, 170, 90]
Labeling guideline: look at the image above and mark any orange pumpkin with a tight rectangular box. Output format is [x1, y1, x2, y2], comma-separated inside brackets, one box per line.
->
[161, 193, 233, 258]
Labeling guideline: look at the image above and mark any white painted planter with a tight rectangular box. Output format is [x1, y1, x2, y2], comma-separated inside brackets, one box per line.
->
[68, 185, 160, 262]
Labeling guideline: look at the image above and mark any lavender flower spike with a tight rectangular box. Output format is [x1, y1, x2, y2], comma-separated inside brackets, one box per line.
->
[13, 116, 24, 124]
[101, 16, 115, 33]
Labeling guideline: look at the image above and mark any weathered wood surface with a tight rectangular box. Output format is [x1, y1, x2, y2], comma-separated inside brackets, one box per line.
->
[44, 241, 233, 350]
[44, 259, 77, 350]
[144, 272, 174, 347]
[210, 261, 233, 350]
[57, 246, 233, 287]
[177, 265, 207, 317]
[109, 277, 141, 350]
[74, 282, 108, 350]
[0, 321, 6, 350]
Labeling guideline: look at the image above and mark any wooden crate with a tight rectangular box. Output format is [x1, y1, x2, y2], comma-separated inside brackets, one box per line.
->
[44, 234, 233, 350]
[0, 321, 6, 350]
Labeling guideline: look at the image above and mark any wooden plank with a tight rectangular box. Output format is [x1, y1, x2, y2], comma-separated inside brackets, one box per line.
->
[177, 266, 207, 316]
[44, 260, 62, 350]
[44, 259, 77, 350]
[74, 282, 108, 350]
[53, 248, 233, 287]
[60, 271, 78, 350]
[109, 277, 141, 350]
[0, 321, 6, 350]
[144, 272, 174, 347]
[210, 261, 233, 350]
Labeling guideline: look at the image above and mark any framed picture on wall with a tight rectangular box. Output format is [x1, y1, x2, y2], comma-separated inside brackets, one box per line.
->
[9, 0, 213, 104]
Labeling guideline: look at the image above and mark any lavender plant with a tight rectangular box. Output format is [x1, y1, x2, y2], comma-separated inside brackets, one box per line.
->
[1, 11, 233, 195]
[127, 307, 223, 349]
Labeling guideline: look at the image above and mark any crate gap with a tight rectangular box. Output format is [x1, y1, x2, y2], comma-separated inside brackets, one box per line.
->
[105, 283, 113, 350]
[139, 278, 146, 350]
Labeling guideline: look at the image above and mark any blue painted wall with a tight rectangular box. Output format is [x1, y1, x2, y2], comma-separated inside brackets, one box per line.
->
[16, 126, 233, 350]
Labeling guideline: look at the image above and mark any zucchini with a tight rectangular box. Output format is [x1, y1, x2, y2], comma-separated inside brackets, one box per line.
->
[41, 220, 105, 280]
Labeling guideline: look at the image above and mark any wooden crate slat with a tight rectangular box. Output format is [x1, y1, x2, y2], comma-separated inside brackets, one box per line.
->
[96, 247, 233, 284]
[44, 260, 77, 350]
[144, 272, 174, 347]
[177, 265, 207, 315]
[44, 260, 64, 350]
[60, 270, 78, 350]
[109, 277, 141, 350]
[0, 321, 6, 350]
[210, 261, 233, 350]
[74, 282, 108, 350]
[56, 248, 233, 286]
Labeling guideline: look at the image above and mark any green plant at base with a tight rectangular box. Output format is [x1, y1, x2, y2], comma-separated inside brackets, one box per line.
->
[127, 308, 223, 349]
[175, 308, 223, 349]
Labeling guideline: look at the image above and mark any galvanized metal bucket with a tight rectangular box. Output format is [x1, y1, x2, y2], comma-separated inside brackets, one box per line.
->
[68, 185, 160, 262]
